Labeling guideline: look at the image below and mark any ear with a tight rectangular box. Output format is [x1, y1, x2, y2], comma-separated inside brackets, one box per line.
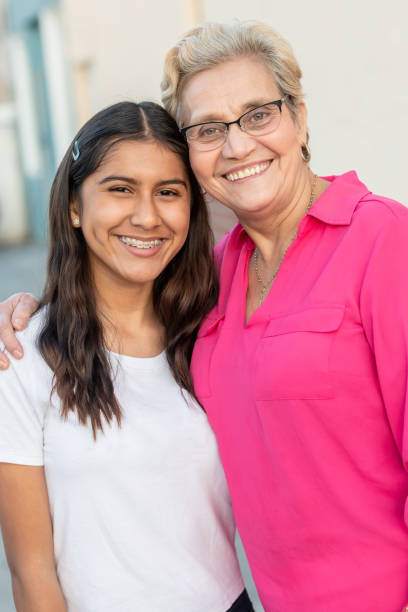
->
[70, 197, 81, 228]
[296, 102, 308, 143]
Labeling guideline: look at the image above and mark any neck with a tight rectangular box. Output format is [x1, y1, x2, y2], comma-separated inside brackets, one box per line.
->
[239, 168, 323, 264]
[92, 267, 164, 358]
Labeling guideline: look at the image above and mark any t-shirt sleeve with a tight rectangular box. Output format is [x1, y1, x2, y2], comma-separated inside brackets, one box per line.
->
[359, 206, 408, 464]
[0, 330, 47, 466]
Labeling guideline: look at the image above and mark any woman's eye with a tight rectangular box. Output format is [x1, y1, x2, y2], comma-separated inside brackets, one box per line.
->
[198, 125, 222, 138]
[250, 111, 268, 122]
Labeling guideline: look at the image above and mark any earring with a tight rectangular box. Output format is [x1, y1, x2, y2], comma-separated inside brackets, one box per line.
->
[301, 142, 311, 163]
[72, 217, 80, 227]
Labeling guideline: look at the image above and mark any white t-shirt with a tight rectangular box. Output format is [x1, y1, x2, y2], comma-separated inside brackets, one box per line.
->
[0, 312, 244, 611]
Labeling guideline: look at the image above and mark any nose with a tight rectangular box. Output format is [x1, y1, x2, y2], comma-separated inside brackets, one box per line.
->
[221, 123, 257, 159]
[129, 194, 161, 229]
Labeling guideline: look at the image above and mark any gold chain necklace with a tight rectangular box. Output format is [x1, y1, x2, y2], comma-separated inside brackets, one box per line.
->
[253, 173, 318, 306]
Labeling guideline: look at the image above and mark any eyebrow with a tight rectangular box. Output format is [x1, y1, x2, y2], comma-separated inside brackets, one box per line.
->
[189, 99, 273, 125]
[98, 176, 188, 188]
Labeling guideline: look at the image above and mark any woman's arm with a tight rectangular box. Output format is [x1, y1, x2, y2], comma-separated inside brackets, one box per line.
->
[359, 208, 408, 453]
[0, 294, 39, 369]
[0, 464, 67, 611]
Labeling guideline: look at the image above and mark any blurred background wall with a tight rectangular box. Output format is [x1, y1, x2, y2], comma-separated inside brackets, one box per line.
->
[0, 0, 407, 250]
[0, 0, 407, 608]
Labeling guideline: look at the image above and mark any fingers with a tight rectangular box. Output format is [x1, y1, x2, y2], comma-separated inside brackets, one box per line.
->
[0, 352, 10, 370]
[0, 293, 39, 369]
[10, 293, 39, 331]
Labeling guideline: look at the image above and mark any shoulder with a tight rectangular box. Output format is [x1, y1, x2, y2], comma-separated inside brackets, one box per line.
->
[214, 223, 249, 270]
[349, 192, 408, 296]
[319, 171, 408, 241]
[350, 192, 408, 249]
[1, 308, 45, 359]
[0, 309, 50, 465]
[214, 229, 233, 268]
[0, 308, 50, 390]
[355, 191, 408, 221]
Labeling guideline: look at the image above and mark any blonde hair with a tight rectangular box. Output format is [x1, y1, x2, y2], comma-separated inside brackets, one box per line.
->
[161, 20, 305, 126]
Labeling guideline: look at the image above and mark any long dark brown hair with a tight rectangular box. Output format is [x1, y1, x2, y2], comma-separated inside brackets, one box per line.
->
[38, 101, 218, 436]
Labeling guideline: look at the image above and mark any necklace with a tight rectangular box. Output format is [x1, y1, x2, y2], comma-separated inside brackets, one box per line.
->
[253, 173, 318, 306]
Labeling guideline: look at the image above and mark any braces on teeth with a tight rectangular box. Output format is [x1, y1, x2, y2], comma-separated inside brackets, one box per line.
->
[120, 237, 163, 248]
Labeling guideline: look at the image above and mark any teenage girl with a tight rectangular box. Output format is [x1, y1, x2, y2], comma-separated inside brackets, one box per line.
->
[0, 101, 253, 612]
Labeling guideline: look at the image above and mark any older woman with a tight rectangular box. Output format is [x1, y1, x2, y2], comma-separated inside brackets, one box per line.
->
[1, 20, 408, 612]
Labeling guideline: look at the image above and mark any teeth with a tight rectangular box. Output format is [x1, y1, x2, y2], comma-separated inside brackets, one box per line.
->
[226, 161, 270, 182]
[119, 237, 164, 248]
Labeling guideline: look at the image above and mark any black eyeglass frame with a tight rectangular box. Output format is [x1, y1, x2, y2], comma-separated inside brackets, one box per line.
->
[180, 96, 287, 143]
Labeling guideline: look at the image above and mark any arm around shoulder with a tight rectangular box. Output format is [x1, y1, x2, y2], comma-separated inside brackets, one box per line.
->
[0, 293, 39, 369]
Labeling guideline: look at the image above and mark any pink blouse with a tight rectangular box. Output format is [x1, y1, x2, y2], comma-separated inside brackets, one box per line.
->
[191, 171, 408, 611]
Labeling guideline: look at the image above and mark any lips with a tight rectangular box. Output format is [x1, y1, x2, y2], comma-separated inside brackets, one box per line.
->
[224, 160, 271, 182]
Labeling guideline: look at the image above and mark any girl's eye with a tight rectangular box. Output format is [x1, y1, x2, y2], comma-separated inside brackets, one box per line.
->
[110, 186, 130, 193]
[158, 189, 179, 197]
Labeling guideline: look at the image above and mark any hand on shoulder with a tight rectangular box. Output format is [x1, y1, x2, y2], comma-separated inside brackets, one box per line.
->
[0, 293, 39, 369]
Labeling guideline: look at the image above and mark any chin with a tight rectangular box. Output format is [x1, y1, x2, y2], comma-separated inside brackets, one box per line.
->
[232, 197, 272, 214]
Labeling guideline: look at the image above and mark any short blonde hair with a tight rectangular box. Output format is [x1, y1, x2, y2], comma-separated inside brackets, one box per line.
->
[161, 20, 305, 126]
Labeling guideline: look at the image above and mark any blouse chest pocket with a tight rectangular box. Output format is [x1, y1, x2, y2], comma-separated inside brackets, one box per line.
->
[191, 314, 225, 399]
[255, 305, 345, 401]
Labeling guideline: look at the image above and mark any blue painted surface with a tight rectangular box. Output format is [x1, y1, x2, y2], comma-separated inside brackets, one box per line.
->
[7, 1, 57, 242]
[23, 176, 49, 243]
[7, 0, 58, 31]
[22, 18, 55, 242]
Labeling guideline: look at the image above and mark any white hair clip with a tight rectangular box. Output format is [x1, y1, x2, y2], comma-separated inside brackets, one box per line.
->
[72, 140, 80, 161]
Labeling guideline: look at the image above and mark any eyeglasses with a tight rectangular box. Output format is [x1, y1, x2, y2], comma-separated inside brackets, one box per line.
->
[180, 97, 286, 151]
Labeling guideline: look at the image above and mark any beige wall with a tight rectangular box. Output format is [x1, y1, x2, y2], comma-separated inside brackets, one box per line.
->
[201, 0, 408, 205]
[56, 0, 407, 240]
[0, 0, 10, 102]
[62, 0, 193, 122]
[1, 0, 407, 242]
[0, 0, 27, 243]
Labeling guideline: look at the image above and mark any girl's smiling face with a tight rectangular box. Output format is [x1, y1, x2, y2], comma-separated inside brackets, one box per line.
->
[71, 139, 191, 293]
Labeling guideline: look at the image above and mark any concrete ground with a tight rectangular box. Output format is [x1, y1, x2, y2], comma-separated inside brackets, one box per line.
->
[0, 543, 13, 611]
[0, 242, 264, 610]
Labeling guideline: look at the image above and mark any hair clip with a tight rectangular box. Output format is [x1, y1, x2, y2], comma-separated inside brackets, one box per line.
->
[72, 140, 80, 161]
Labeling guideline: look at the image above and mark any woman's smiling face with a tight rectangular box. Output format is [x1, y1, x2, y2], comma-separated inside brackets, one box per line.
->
[180, 56, 308, 220]
[71, 139, 191, 292]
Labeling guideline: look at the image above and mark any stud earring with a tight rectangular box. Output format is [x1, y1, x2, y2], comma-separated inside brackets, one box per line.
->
[72, 217, 80, 227]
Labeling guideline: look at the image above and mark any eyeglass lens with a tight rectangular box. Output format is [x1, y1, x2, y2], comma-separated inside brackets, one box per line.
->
[185, 101, 283, 150]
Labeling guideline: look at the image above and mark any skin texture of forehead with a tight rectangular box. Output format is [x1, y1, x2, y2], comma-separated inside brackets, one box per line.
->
[94, 137, 181, 173]
[179, 56, 281, 126]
